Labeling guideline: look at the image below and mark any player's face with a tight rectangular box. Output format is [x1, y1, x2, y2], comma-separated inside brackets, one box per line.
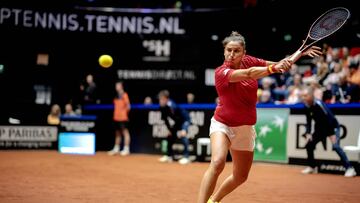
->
[224, 41, 245, 67]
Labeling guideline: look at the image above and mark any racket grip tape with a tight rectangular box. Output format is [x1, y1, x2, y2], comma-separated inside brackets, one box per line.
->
[289, 50, 302, 63]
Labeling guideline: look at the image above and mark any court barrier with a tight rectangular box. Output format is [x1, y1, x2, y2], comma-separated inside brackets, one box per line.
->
[2, 103, 359, 174]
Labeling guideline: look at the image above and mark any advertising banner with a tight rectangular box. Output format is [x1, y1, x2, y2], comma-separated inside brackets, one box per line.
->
[254, 108, 289, 163]
[134, 108, 212, 159]
[0, 125, 58, 149]
[287, 115, 360, 174]
[287, 115, 360, 161]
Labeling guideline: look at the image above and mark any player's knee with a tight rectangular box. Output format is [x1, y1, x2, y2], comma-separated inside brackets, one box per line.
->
[210, 158, 226, 175]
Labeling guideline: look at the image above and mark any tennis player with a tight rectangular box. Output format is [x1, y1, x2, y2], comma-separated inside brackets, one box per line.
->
[197, 31, 322, 203]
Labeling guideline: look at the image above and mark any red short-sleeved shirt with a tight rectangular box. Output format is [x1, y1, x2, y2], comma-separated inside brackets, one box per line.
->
[214, 55, 266, 126]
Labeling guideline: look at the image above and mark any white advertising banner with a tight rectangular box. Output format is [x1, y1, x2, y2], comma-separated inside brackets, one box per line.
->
[287, 115, 360, 161]
[0, 125, 58, 149]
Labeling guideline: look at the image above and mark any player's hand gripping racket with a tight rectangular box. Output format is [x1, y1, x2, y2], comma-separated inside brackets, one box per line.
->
[289, 7, 350, 63]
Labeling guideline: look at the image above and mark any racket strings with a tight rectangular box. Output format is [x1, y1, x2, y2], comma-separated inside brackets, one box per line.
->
[309, 9, 349, 40]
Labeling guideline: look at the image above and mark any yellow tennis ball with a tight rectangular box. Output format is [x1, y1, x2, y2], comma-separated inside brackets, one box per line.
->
[99, 54, 113, 68]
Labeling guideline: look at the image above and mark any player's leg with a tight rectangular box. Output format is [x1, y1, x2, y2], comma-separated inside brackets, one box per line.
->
[197, 131, 230, 203]
[210, 125, 255, 202]
[211, 150, 253, 202]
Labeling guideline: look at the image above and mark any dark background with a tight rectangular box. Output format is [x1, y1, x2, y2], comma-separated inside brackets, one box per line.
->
[0, 0, 359, 124]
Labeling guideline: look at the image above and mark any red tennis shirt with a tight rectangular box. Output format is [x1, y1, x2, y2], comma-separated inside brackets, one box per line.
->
[214, 55, 266, 126]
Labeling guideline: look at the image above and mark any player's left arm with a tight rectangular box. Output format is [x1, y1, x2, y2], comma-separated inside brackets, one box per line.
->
[229, 59, 292, 81]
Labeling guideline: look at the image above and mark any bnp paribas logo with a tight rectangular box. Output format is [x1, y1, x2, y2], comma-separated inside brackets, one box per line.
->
[255, 109, 289, 162]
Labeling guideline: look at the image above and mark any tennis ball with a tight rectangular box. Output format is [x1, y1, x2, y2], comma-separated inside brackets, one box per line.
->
[99, 54, 113, 68]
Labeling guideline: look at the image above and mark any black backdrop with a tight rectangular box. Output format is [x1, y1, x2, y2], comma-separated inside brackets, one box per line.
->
[0, 0, 359, 124]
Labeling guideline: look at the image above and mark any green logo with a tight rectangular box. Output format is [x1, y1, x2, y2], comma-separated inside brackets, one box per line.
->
[254, 108, 289, 163]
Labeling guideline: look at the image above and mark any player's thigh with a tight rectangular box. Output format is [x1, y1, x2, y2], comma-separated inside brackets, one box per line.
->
[210, 131, 230, 162]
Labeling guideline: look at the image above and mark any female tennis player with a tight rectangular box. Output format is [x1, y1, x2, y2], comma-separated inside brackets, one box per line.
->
[197, 31, 322, 203]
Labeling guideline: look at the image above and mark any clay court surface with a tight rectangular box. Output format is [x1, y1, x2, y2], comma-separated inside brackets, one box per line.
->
[0, 151, 359, 203]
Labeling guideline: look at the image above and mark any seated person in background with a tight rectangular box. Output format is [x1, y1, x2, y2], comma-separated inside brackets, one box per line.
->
[323, 62, 344, 102]
[258, 90, 274, 104]
[258, 77, 275, 99]
[309, 80, 324, 101]
[187, 92, 195, 104]
[285, 73, 303, 104]
[346, 62, 360, 102]
[315, 60, 330, 86]
[64, 103, 77, 116]
[47, 104, 61, 125]
[330, 75, 351, 104]
[143, 96, 153, 105]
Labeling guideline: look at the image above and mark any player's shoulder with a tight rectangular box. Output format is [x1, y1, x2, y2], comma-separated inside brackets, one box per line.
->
[215, 66, 233, 80]
[242, 54, 265, 64]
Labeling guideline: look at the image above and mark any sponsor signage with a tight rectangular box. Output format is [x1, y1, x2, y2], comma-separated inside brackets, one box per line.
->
[0, 125, 58, 149]
[254, 108, 289, 163]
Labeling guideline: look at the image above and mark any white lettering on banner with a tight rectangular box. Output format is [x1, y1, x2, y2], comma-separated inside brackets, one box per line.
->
[148, 111, 204, 139]
[148, 111, 164, 125]
[143, 40, 170, 56]
[187, 125, 199, 139]
[60, 121, 95, 132]
[117, 69, 196, 80]
[320, 164, 346, 172]
[152, 124, 169, 138]
[0, 126, 58, 141]
[190, 111, 204, 126]
[0, 7, 186, 34]
[142, 40, 171, 62]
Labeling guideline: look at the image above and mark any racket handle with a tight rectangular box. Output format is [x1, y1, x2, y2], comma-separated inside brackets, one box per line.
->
[289, 50, 302, 63]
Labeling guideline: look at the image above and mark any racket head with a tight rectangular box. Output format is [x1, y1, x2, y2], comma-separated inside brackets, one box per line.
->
[307, 7, 350, 41]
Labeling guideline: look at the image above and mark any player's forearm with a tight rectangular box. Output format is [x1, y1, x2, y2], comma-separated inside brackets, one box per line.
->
[265, 61, 277, 66]
[229, 66, 270, 82]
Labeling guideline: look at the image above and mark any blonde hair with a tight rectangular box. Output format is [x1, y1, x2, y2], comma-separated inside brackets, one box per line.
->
[222, 31, 246, 48]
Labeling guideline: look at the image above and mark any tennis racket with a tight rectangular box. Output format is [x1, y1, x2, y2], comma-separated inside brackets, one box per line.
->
[289, 7, 351, 63]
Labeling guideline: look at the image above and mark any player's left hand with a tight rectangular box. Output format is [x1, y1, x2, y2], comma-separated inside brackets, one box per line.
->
[274, 59, 292, 73]
[302, 46, 322, 58]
